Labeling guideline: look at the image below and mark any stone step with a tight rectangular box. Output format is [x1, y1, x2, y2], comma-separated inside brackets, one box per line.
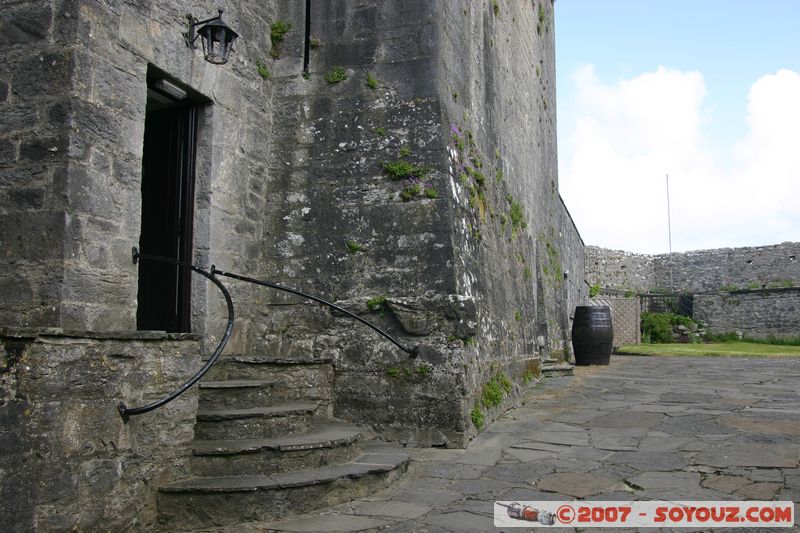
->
[198, 379, 274, 410]
[189, 421, 362, 477]
[157, 442, 410, 529]
[542, 361, 575, 377]
[194, 401, 318, 440]
[202, 358, 333, 407]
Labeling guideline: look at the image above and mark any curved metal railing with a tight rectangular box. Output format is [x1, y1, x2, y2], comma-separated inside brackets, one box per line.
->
[118, 248, 235, 422]
[118, 247, 420, 421]
[211, 267, 419, 358]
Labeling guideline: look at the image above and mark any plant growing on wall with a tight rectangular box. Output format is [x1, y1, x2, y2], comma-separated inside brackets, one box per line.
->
[270, 20, 291, 58]
[481, 373, 512, 408]
[536, 3, 547, 35]
[346, 240, 365, 254]
[367, 295, 389, 317]
[256, 61, 271, 80]
[383, 160, 428, 180]
[471, 403, 484, 429]
[589, 282, 602, 298]
[509, 200, 527, 235]
[325, 66, 347, 84]
[401, 183, 421, 201]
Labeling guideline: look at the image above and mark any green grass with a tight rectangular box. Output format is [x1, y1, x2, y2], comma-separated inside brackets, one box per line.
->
[616, 342, 800, 357]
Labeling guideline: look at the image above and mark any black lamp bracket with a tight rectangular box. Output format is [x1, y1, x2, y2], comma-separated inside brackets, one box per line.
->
[184, 9, 225, 48]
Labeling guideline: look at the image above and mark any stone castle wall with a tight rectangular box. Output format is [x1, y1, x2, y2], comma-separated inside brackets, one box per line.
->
[255, 0, 580, 445]
[0, 0, 279, 349]
[0, 330, 201, 533]
[588, 243, 799, 294]
[587, 243, 800, 339]
[1, 0, 584, 526]
[435, 0, 585, 417]
[654, 243, 800, 293]
[694, 288, 800, 339]
[585, 246, 657, 293]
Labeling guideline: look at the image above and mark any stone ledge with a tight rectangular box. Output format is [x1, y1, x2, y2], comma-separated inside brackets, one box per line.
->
[0, 326, 202, 341]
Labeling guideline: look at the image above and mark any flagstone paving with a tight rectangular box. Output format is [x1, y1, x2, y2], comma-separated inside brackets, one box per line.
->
[188, 355, 800, 532]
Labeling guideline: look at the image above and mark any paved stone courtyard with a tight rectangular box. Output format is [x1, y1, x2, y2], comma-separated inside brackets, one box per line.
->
[192, 355, 800, 532]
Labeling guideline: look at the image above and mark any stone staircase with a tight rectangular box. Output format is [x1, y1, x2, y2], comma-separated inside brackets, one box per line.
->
[157, 355, 409, 530]
[541, 360, 575, 377]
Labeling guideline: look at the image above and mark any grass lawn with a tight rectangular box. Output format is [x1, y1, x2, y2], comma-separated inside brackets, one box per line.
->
[615, 342, 800, 357]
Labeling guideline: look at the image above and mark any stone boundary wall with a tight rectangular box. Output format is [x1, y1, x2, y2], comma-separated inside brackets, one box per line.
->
[654, 242, 800, 293]
[585, 247, 656, 293]
[587, 243, 799, 294]
[1, 330, 201, 532]
[694, 288, 800, 339]
[587, 243, 800, 340]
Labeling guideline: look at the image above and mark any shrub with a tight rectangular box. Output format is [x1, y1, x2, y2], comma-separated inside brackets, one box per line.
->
[641, 312, 674, 344]
[641, 312, 704, 344]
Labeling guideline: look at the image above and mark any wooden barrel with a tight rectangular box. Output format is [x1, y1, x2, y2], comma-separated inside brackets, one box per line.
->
[571, 306, 614, 365]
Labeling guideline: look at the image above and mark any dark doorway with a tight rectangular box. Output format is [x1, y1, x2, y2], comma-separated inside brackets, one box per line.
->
[137, 75, 199, 332]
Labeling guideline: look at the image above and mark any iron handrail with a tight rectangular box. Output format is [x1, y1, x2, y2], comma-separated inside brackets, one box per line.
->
[210, 268, 419, 357]
[119, 247, 421, 421]
[118, 248, 235, 422]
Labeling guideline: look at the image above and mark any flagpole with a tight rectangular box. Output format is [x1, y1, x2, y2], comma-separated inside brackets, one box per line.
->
[666, 173, 673, 290]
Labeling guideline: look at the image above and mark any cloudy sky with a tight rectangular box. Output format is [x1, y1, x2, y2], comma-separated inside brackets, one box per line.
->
[555, 1, 800, 253]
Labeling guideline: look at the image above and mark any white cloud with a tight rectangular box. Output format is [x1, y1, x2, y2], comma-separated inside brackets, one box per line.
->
[559, 66, 800, 253]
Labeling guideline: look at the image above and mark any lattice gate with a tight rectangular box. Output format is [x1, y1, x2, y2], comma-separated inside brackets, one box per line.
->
[589, 297, 641, 345]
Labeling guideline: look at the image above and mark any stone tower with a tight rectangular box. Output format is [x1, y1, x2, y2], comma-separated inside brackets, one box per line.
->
[1, 1, 585, 529]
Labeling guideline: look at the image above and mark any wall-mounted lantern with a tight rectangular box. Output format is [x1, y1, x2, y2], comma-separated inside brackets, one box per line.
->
[184, 9, 239, 65]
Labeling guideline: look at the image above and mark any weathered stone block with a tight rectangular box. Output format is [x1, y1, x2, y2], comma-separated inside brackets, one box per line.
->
[7, 186, 44, 209]
[0, 331, 201, 533]
[9, 49, 74, 97]
[0, 138, 17, 164]
[335, 370, 467, 447]
[18, 134, 69, 163]
[0, 211, 65, 260]
[0, 102, 38, 131]
[0, 3, 52, 46]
